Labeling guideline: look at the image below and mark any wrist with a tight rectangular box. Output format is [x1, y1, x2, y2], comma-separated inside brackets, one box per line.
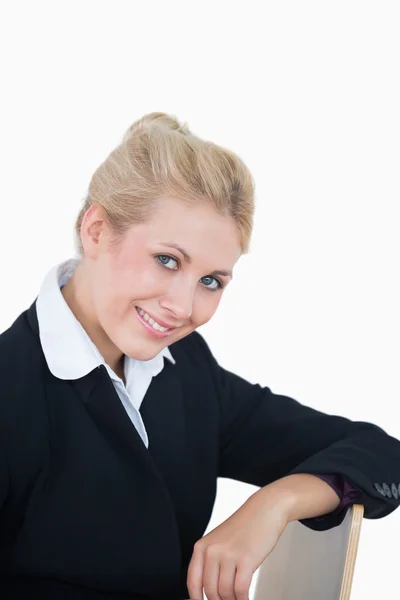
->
[244, 483, 296, 529]
[254, 474, 341, 524]
[254, 480, 297, 525]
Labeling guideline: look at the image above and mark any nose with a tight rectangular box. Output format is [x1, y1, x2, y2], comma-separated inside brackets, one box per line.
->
[159, 283, 195, 322]
[159, 295, 193, 321]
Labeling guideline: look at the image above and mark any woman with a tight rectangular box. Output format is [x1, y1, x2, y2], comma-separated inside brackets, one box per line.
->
[0, 112, 399, 600]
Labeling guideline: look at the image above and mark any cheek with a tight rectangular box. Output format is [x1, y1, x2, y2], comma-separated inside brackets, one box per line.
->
[90, 264, 127, 319]
[192, 293, 221, 326]
[118, 258, 165, 297]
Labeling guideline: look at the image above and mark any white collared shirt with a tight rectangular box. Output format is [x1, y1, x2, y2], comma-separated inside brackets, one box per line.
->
[36, 258, 176, 448]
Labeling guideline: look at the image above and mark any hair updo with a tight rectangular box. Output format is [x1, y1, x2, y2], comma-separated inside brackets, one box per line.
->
[75, 112, 255, 255]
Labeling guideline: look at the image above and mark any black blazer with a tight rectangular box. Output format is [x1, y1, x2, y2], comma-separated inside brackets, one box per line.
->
[1, 300, 400, 599]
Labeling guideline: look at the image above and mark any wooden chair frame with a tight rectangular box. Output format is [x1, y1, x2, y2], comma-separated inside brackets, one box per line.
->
[253, 504, 364, 600]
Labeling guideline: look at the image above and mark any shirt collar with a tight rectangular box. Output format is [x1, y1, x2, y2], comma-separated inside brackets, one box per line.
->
[36, 258, 176, 381]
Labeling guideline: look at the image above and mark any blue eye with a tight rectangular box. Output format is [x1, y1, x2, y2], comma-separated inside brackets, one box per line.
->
[156, 255, 224, 292]
[157, 255, 178, 269]
[200, 276, 223, 291]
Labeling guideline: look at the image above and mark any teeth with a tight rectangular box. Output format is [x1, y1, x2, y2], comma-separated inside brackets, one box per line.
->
[136, 307, 170, 332]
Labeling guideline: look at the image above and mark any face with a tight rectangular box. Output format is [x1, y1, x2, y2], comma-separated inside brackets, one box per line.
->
[81, 197, 242, 361]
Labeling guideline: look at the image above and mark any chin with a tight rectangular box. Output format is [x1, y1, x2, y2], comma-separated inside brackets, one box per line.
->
[125, 346, 160, 362]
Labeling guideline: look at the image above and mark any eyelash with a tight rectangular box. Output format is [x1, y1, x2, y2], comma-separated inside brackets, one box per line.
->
[155, 255, 224, 292]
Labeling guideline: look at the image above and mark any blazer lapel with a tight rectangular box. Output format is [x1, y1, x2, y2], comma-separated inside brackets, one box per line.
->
[70, 363, 187, 561]
[140, 360, 187, 488]
[74, 365, 149, 458]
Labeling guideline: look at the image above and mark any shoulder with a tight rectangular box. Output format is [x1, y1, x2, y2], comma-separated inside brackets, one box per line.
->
[0, 305, 49, 496]
[0, 303, 43, 377]
[0, 302, 47, 427]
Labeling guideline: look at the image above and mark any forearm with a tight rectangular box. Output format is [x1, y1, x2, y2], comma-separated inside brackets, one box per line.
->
[253, 473, 341, 524]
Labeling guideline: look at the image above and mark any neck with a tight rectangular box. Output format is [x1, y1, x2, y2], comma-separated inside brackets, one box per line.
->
[61, 263, 124, 378]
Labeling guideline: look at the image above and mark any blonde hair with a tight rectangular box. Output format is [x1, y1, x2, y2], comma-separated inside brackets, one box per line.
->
[75, 112, 255, 255]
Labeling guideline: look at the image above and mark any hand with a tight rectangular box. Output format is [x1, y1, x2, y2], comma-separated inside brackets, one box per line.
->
[187, 490, 290, 600]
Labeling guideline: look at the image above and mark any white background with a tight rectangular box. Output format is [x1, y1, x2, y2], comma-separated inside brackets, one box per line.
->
[0, 2, 399, 598]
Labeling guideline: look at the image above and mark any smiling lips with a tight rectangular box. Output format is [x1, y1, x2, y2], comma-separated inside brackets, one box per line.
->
[135, 306, 178, 338]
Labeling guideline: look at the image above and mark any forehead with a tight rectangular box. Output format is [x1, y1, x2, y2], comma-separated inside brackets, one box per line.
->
[123, 197, 242, 264]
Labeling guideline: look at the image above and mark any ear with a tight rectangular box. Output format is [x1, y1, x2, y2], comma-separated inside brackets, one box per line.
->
[80, 204, 111, 259]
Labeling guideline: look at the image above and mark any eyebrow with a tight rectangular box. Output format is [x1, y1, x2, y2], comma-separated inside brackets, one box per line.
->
[161, 242, 233, 279]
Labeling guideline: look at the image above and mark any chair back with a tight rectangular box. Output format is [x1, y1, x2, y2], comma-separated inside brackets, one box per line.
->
[253, 504, 364, 600]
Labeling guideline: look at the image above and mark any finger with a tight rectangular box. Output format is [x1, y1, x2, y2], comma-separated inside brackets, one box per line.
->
[202, 547, 222, 600]
[218, 557, 237, 600]
[234, 562, 253, 600]
[187, 545, 205, 600]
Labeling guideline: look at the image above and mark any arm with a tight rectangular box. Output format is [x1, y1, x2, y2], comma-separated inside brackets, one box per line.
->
[255, 473, 351, 523]
[193, 331, 400, 530]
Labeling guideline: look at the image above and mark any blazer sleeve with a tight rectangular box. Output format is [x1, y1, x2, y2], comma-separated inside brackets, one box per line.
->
[0, 446, 8, 510]
[193, 332, 400, 530]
